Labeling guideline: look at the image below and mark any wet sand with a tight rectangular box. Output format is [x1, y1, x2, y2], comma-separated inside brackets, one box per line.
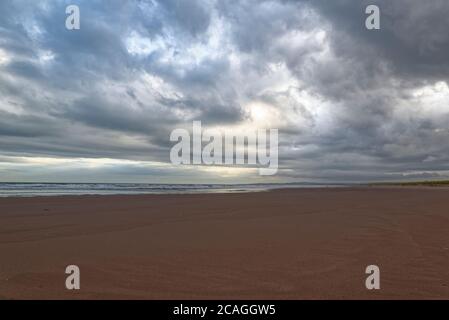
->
[0, 187, 448, 299]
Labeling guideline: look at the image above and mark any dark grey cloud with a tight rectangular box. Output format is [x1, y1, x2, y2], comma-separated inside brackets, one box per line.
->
[1, 0, 449, 182]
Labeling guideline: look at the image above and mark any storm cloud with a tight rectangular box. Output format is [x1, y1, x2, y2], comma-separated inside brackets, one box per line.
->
[1, 0, 449, 183]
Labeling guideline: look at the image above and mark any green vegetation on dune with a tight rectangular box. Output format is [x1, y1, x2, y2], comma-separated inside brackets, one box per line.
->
[372, 180, 449, 187]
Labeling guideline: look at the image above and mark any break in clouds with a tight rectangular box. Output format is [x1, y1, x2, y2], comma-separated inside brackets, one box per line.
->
[1, 0, 449, 183]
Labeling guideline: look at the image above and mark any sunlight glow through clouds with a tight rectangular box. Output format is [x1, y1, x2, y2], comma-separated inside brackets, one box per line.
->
[0, 156, 254, 175]
[412, 81, 449, 114]
[0, 155, 264, 184]
[0, 48, 10, 65]
[247, 101, 281, 127]
[38, 50, 56, 64]
[126, 31, 163, 56]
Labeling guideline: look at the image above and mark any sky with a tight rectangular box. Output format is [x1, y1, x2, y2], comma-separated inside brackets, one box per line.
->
[1, 0, 449, 183]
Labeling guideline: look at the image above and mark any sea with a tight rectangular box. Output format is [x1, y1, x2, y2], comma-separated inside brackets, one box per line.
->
[0, 182, 350, 197]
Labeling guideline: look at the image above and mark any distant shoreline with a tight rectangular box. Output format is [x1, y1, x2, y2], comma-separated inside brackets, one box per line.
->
[0, 182, 353, 197]
[371, 180, 449, 187]
[1, 181, 449, 198]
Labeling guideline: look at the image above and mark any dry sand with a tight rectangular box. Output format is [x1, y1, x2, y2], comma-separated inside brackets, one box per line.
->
[0, 187, 448, 299]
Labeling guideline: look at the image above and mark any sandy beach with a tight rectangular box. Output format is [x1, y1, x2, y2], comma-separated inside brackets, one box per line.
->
[0, 187, 448, 300]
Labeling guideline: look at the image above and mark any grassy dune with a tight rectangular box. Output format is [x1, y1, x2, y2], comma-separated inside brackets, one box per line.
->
[373, 180, 449, 187]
